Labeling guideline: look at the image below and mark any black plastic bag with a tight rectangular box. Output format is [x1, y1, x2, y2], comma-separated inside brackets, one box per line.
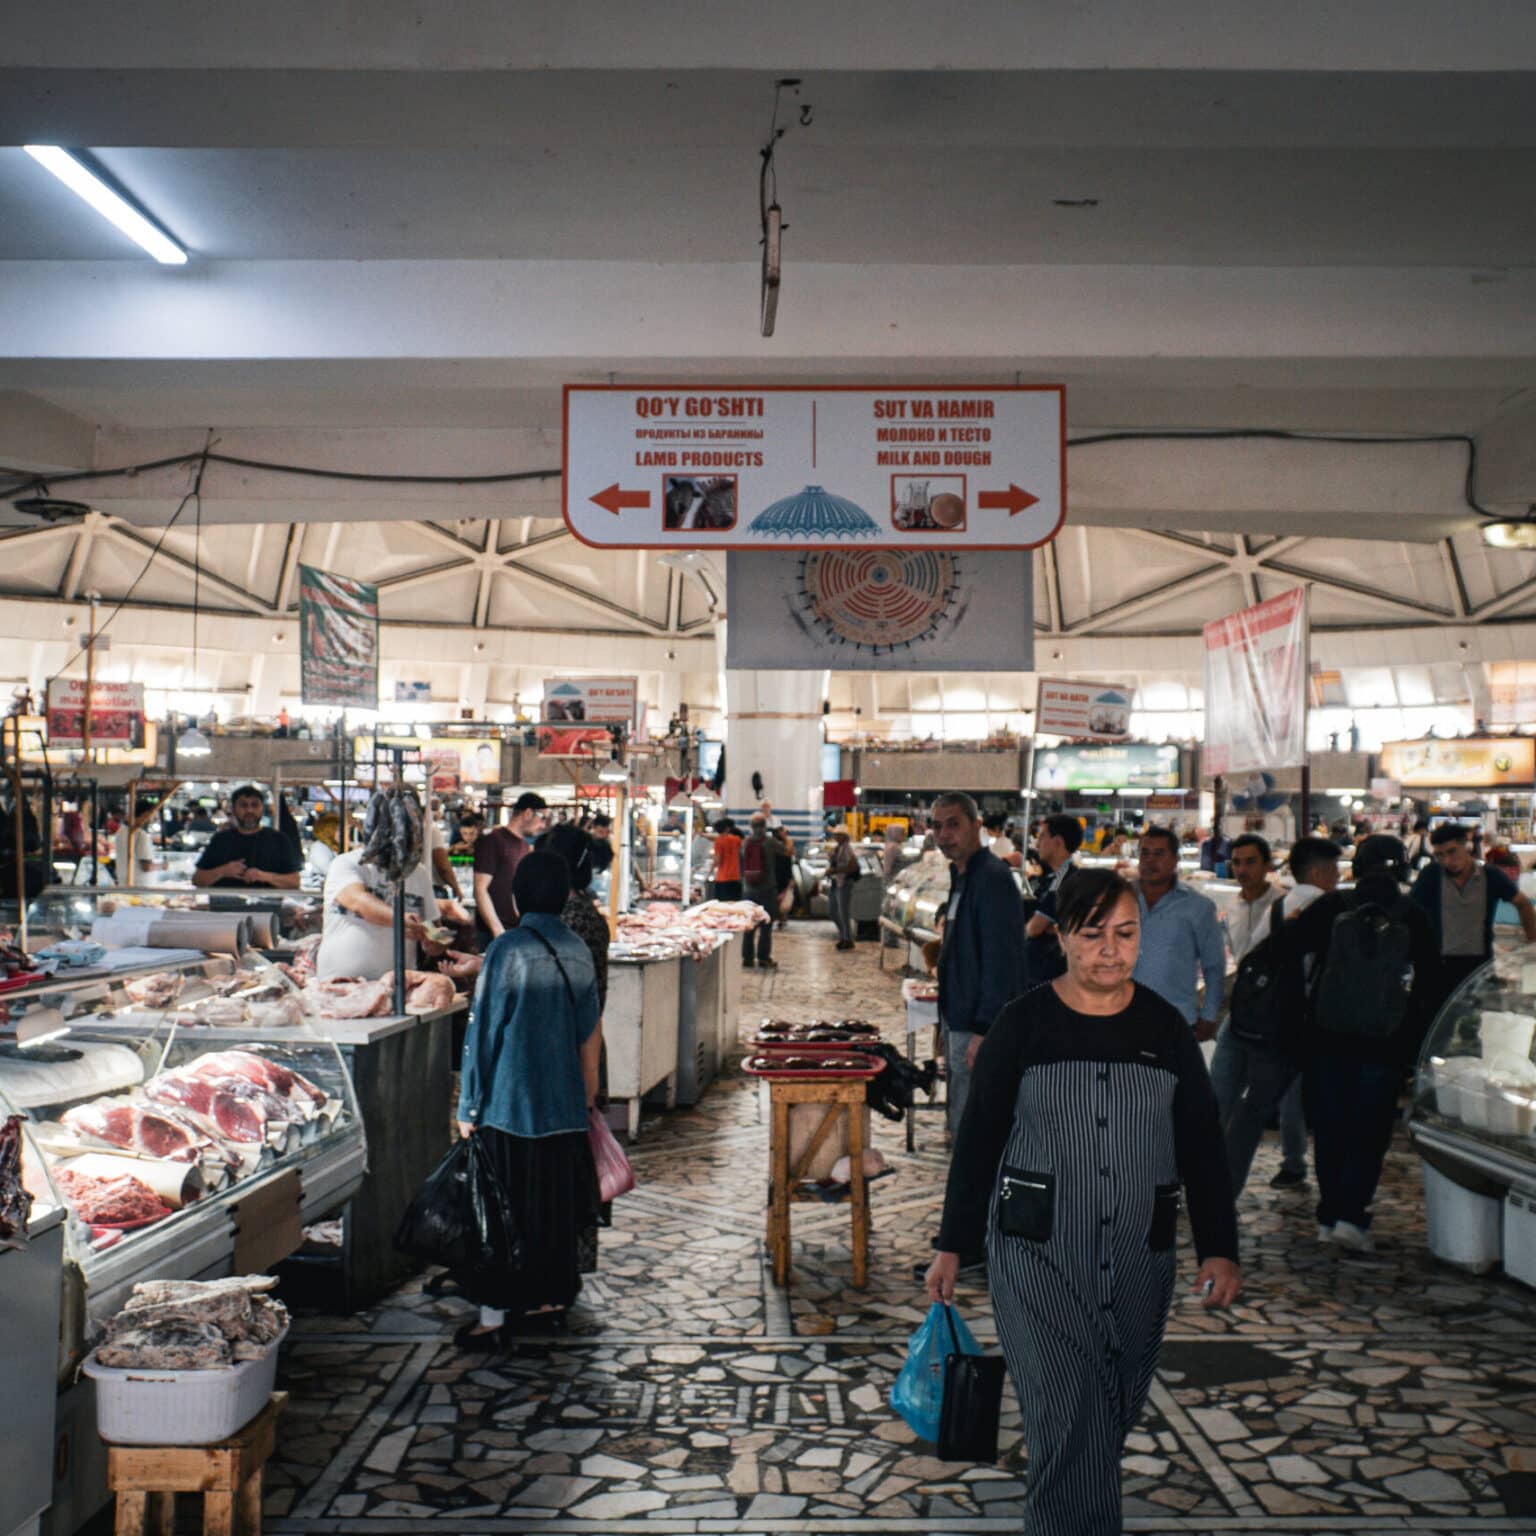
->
[395, 1136, 522, 1274]
[936, 1304, 1006, 1462]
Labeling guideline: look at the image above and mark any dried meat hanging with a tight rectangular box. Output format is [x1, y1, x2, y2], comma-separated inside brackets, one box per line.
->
[360, 747, 426, 1014]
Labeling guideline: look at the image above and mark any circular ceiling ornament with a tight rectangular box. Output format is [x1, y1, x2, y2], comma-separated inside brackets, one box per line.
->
[797, 548, 961, 654]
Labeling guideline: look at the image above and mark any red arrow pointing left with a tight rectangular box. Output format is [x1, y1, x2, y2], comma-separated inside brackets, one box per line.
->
[590, 483, 651, 516]
[977, 484, 1041, 517]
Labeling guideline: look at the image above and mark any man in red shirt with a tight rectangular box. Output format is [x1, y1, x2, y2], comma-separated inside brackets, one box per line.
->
[711, 818, 743, 901]
[474, 792, 548, 943]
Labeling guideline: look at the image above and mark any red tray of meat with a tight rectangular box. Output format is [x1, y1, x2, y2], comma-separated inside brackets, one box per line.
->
[748, 1034, 881, 1054]
[742, 1054, 885, 1081]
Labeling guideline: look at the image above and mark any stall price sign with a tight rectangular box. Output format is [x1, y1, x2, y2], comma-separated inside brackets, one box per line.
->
[45, 678, 144, 749]
[564, 384, 1065, 550]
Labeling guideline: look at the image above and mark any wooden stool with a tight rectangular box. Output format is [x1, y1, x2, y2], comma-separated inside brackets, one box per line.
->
[107, 1391, 286, 1536]
[765, 1078, 871, 1289]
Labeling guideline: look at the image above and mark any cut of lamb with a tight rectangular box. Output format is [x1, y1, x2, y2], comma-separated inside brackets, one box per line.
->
[60, 1098, 205, 1163]
[123, 971, 184, 1008]
[184, 1051, 327, 1112]
[307, 976, 393, 1018]
[404, 970, 456, 1014]
[142, 1072, 268, 1144]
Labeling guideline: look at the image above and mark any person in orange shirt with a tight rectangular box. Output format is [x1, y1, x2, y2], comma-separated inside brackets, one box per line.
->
[712, 818, 744, 900]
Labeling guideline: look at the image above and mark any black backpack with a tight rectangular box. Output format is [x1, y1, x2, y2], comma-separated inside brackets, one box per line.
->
[1310, 894, 1413, 1039]
[1228, 901, 1288, 1046]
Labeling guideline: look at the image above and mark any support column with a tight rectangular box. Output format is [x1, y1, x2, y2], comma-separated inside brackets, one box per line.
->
[724, 669, 824, 845]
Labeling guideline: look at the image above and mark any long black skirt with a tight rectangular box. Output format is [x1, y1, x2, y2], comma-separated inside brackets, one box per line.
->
[456, 1125, 599, 1313]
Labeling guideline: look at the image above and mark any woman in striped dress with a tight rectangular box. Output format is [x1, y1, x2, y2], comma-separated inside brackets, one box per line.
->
[927, 868, 1241, 1535]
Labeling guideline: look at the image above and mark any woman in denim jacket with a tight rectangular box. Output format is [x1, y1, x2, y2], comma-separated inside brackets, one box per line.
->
[456, 851, 603, 1349]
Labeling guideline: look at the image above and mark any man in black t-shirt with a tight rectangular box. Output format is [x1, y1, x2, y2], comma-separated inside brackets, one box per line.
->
[193, 784, 303, 889]
[1022, 812, 1084, 984]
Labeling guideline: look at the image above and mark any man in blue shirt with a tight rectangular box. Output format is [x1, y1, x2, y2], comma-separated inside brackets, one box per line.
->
[1132, 824, 1227, 1039]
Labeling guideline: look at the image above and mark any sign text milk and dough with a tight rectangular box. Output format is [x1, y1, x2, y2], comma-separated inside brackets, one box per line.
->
[563, 385, 1065, 549]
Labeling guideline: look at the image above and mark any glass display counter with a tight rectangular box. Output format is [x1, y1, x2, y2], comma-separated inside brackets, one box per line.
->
[10, 883, 321, 950]
[0, 954, 365, 1342]
[1406, 945, 1536, 1283]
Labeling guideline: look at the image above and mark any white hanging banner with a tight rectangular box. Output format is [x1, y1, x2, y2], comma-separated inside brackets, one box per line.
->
[564, 384, 1065, 550]
[1202, 588, 1309, 777]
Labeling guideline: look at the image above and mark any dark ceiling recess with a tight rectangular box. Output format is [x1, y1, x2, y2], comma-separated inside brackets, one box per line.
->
[11, 491, 90, 522]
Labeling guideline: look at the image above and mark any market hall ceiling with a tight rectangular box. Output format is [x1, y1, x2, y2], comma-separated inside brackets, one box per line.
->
[1, 1, 1535, 600]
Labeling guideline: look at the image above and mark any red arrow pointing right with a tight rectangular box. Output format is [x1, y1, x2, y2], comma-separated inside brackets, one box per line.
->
[590, 483, 651, 516]
[977, 484, 1041, 517]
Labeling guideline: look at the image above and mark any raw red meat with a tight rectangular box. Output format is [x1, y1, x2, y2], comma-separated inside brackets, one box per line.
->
[61, 1098, 204, 1163]
[54, 1167, 170, 1225]
[184, 1051, 327, 1110]
[142, 1072, 267, 1144]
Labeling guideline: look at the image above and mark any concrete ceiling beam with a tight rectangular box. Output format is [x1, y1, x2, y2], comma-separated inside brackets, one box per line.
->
[6, 1, 1534, 72]
[1, 262, 1531, 368]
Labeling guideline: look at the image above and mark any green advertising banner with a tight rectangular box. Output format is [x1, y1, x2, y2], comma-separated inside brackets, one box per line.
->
[1032, 743, 1183, 791]
[299, 566, 379, 708]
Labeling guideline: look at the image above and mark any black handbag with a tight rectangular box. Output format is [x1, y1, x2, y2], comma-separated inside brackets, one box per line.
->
[936, 1304, 1006, 1462]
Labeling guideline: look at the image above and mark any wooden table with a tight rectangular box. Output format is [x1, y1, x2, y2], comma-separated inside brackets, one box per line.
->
[764, 1077, 871, 1289]
[107, 1391, 285, 1536]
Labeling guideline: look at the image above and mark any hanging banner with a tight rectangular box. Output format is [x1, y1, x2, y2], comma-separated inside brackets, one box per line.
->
[300, 567, 379, 708]
[1202, 588, 1309, 777]
[540, 677, 638, 724]
[564, 384, 1065, 550]
[725, 549, 1033, 671]
[1035, 678, 1133, 741]
[45, 679, 145, 749]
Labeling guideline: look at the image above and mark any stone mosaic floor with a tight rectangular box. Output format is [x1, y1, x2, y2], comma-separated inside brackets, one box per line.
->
[265, 924, 1536, 1533]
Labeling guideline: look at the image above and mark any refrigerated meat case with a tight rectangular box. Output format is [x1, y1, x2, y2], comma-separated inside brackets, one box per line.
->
[1406, 945, 1536, 1284]
[8, 883, 322, 949]
[0, 953, 366, 1345]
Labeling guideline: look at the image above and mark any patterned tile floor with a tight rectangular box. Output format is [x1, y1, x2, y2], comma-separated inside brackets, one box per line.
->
[265, 925, 1536, 1534]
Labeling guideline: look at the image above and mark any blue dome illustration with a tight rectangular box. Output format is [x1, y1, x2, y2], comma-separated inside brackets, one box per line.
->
[749, 485, 878, 539]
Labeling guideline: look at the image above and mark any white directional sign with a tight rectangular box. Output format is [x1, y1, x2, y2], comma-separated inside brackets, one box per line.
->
[563, 384, 1065, 549]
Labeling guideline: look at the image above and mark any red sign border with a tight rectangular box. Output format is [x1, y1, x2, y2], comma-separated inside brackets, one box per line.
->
[561, 383, 1067, 552]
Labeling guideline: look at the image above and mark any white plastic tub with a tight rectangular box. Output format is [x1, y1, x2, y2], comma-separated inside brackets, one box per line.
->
[83, 1323, 287, 1445]
[1421, 1161, 1502, 1273]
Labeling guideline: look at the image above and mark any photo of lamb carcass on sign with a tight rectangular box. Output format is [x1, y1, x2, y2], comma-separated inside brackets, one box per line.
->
[663, 475, 737, 531]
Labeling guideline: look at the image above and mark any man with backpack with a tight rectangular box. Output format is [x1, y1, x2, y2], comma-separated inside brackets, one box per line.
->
[740, 814, 778, 969]
[1277, 834, 1438, 1253]
[1214, 835, 1340, 1197]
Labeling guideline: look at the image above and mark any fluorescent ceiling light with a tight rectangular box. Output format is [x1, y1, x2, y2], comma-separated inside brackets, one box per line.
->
[598, 758, 629, 784]
[1482, 518, 1536, 550]
[177, 726, 212, 758]
[23, 146, 187, 265]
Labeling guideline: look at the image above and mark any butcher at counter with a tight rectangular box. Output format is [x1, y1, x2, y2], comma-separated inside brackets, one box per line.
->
[317, 843, 447, 979]
[192, 785, 303, 889]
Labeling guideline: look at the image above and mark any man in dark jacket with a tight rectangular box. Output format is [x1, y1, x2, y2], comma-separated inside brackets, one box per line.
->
[1410, 821, 1536, 1005]
[1277, 834, 1438, 1254]
[932, 791, 1028, 1137]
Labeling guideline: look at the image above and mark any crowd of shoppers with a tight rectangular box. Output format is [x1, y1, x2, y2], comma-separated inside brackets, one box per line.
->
[916, 788, 1536, 1528]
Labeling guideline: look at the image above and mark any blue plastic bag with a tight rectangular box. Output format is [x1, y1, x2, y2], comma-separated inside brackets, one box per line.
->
[890, 1302, 982, 1442]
